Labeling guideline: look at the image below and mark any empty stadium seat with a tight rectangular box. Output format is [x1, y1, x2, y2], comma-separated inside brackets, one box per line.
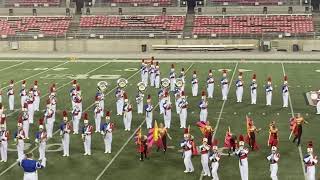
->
[101, 0, 172, 6]
[6, 0, 60, 7]
[209, 0, 283, 5]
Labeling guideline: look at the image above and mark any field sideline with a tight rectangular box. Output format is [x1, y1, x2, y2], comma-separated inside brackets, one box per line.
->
[0, 59, 318, 180]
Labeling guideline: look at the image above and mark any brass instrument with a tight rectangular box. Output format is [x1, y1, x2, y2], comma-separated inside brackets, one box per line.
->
[117, 78, 128, 88]
[97, 81, 108, 93]
[137, 82, 146, 92]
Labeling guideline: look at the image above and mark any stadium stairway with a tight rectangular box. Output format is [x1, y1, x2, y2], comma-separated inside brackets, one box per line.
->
[66, 14, 81, 36]
[313, 12, 320, 35]
[183, 12, 195, 38]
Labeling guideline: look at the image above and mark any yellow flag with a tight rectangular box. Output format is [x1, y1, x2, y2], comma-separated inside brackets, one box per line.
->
[153, 120, 159, 142]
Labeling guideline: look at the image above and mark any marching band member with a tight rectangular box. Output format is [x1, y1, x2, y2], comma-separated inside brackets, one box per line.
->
[60, 110, 71, 157]
[304, 141, 318, 180]
[316, 90, 320, 114]
[206, 70, 214, 99]
[7, 80, 14, 111]
[20, 80, 27, 108]
[224, 127, 237, 156]
[123, 93, 133, 131]
[267, 146, 280, 180]
[235, 72, 244, 103]
[199, 91, 208, 122]
[169, 64, 176, 92]
[70, 80, 77, 108]
[154, 61, 161, 89]
[178, 91, 188, 129]
[157, 123, 172, 153]
[94, 100, 103, 133]
[101, 111, 113, 154]
[35, 118, 47, 162]
[50, 83, 56, 95]
[72, 104, 81, 134]
[115, 87, 124, 116]
[32, 81, 40, 112]
[0, 118, 9, 162]
[191, 71, 198, 97]
[174, 87, 182, 115]
[210, 139, 221, 180]
[158, 88, 166, 115]
[140, 59, 145, 82]
[292, 113, 308, 146]
[149, 60, 155, 87]
[145, 95, 153, 129]
[268, 121, 279, 147]
[221, 70, 229, 101]
[137, 135, 148, 161]
[246, 116, 260, 151]
[199, 138, 211, 177]
[136, 90, 144, 114]
[266, 77, 273, 106]
[180, 129, 194, 173]
[44, 99, 55, 139]
[14, 119, 25, 161]
[96, 89, 105, 114]
[82, 113, 93, 156]
[142, 59, 149, 86]
[282, 75, 289, 108]
[250, 74, 257, 105]
[26, 89, 35, 124]
[49, 88, 57, 120]
[19, 153, 45, 180]
[204, 122, 214, 146]
[163, 92, 172, 129]
[235, 135, 249, 180]
[74, 86, 82, 112]
[21, 104, 30, 139]
[179, 68, 185, 91]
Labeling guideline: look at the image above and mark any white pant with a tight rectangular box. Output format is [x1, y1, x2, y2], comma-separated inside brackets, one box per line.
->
[21, 96, 27, 108]
[239, 158, 248, 180]
[179, 108, 187, 128]
[17, 140, 24, 161]
[317, 101, 320, 114]
[183, 150, 194, 172]
[62, 133, 70, 156]
[155, 76, 160, 88]
[211, 162, 219, 180]
[104, 133, 112, 153]
[201, 153, 210, 176]
[8, 95, 14, 110]
[0, 141, 8, 162]
[306, 166, 315, 180]
[270, 163, 278, 180]
[200, 109, 208, 122]
[146, 112, 153, 129]
[46, 118, 54, 138]
[222, 85, 228, 100]
[84, 135, 91, 155]
[23, 172, 38, 180]
[207, 84, 214, 98]
[23, 121, 30, 139]
[170, 79, 176, 91]
[164, 110, 172, 129]
[39, 142, 46, 160]
[28, 106, 34, 124]
[175, 99, 181, 114]
[99, 101, 104, 114]
[123, 112, 132, 130]
[33, 97, 40, 111]
[282, 93, 289, 107]
[116, 100, 124, 115]
[142, 74, 148, 86]
[137, 102, 143, 114]
[73, 117, 80, 134]
[192, 84, 198, 97]
[236, 87, 243, 102]
[95, 116, 101, 132]
[266, 93, 272, 106]
[159, 101, 164, 115]
[251, 90, 257, 104]
[150, 74, 155, 87]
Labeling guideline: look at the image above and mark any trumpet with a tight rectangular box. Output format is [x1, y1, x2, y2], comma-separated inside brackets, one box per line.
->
[175, 78, 184, 88]
[161, 78, 170, 88]
[137, 82, 146, 92]
[117, 78, 128, 88]
[97, 81, 108, 93]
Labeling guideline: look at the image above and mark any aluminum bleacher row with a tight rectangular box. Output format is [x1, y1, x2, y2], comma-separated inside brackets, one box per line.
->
[209, 0, 284, 5]
[192, 15, 314, 37]
[5, 0, 60, 7]
[104, 0, 173, 6]
[0, 16, 71, 37]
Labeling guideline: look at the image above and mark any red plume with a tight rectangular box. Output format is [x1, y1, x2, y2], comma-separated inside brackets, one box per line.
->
[23, 103, 28, 109]
[184, 128, 189, 134]
[239, 72, 243, 76]
[308, 141, 313, 148]
[34, 80, 38, 85]
[156, 61, 159, 66]
[18, 116, 23, 124]
[239, 135, 244, 142]
[209, 69, 212, 73]
[83, 112, 88, 120]
[268, 77, 272, 82]
[181, 68, 185, 72]
[284, 75, 288, 81]
[76, 85, 80, 91]
[193, 70, 196, 74]
[0, 116, 5, 124]
[106, 111, 110, 117]
[151, 56, 155, 61]
[141, 59, 145, 63]
[123, 92, 128, 99]
[72, 80, 77, 85]
[147, 94, 151, 99]
[222, 69, 227, 74]
[171, 64, 174, 69]
[202, 90, 206, 96]
[38, 117, 44, 125]
[63, 110, 67, 117]
[212, 139, 219, 146]
[10, 80, 14, 84]
[22, 80, 26, 84]
[252, 73, 256, 79]
[46, 99, 51, 105]
[181, 91, 185, 96]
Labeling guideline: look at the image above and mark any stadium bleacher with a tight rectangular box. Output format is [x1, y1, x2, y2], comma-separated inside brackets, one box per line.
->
[209, 0, 283, 5]
[5, 0, 60, 7]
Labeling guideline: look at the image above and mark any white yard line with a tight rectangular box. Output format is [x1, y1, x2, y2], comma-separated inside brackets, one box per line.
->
[199, 62, 239, 180]
[0, 61, 69, 91]
[281, 63, 307, 180]
[94, 63, 194, 180]
[0, 62, 26, 72]
[0, 61, 112, 177]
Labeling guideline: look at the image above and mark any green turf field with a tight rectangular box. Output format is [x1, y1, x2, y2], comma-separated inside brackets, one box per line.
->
[0, 59, 319, 180]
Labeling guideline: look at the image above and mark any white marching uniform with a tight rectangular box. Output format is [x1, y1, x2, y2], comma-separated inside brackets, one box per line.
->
[250, 82, 257, 104]
[317, 94, 320, 114]
[158, 89, 165, 114]
[163, 100, 172, 129]
[101, 122, 113, 153]
[94, 105, 103, 133]
[155, 68, 160, 88]
[73, 94, 82, 112]
[44, 108, 55, 138]
[123, 103, 133, 131]
[96, 92, 105, 114]
[181, 140, 194, 173]
[207, 77, 214, 98]
[235, 79, 244, 103]
[282, 84, 289, 108]
[20, 89, 27, 108]
[178, 98, 188, 129]
[0, 129, 9, 162]
[7, 88, 14, 111]
[35, 131, 47, 161]
[142, 66, 149, 86]
[209, 152, 221, 180]
[267, 152, 280, 180]
[179, 74, 186, 91]
[235, 147, 249, 180]
[136, 92, 144, 114]
[15, 129, 25, 161]
[149, 65, 155, 87]
[50, 97, 57, 121]
[304, 154, 318, 180]
[22, 112, 30, 139]
[115, 89, 124, 115]
[82, 125, 93, 155]
[33, 89, 40, 111]
[145, 104, 153, 129]
[221, 77, 229, 100]
[69, 87, 76, 108]
[199, 100, 208, 122]
[72, 106, 81, 134]
[192, 77, 199, 97]
[169, 71, 176, 92]
[266, 85, 273, 106]
[60, 122, 71, 156]
[175, 88, 182, 114]
[26, 97, 34, 124]
[199, 144, 211, 176]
